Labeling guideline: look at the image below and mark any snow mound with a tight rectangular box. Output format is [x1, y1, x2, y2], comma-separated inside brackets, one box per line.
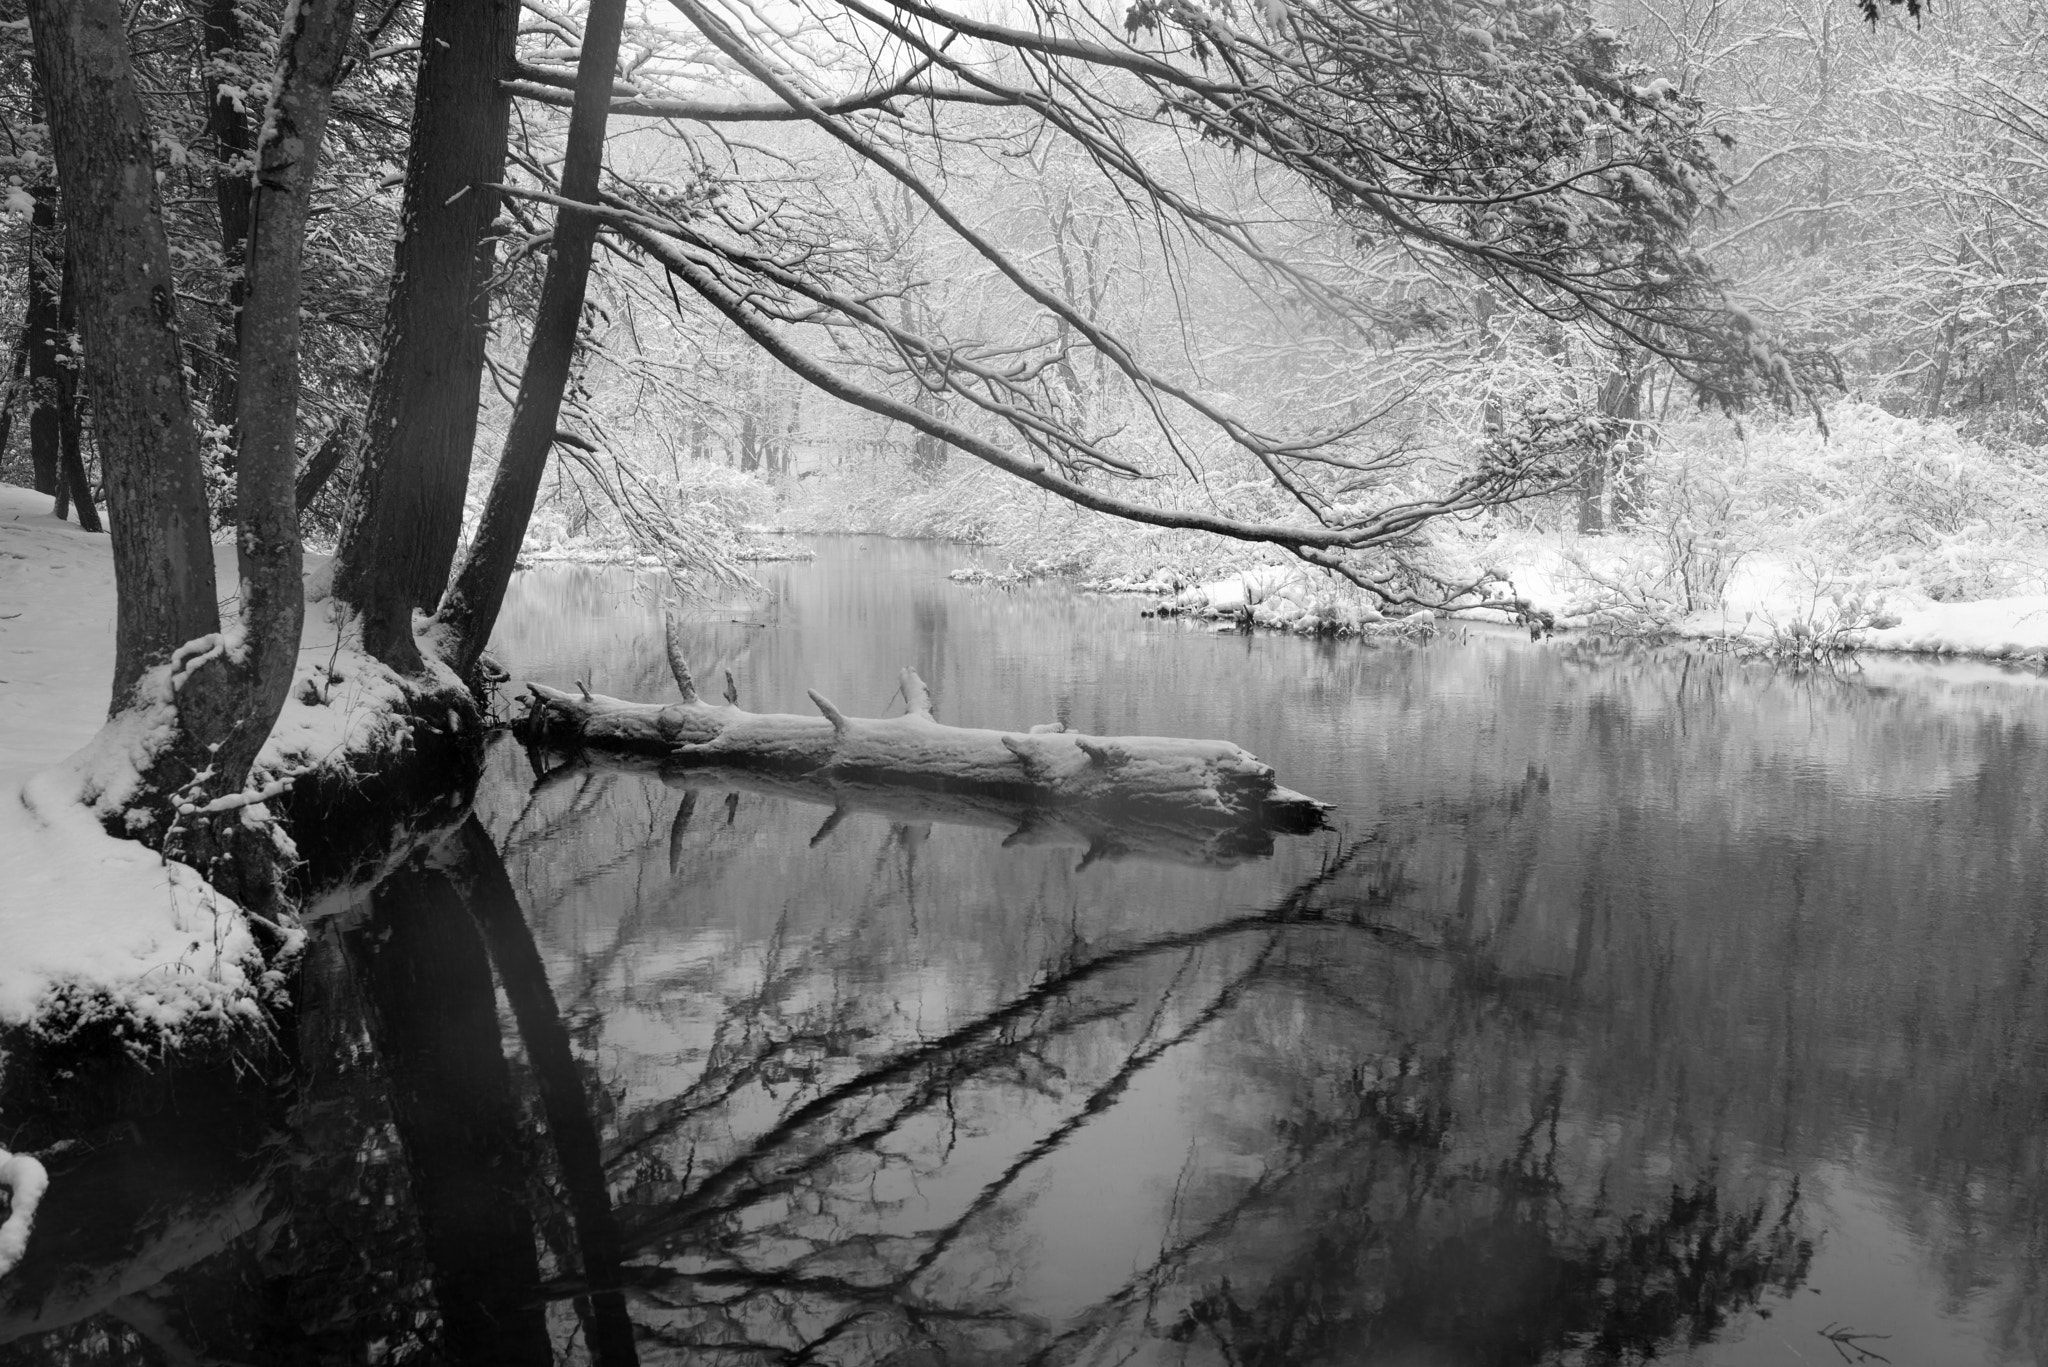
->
[1165, 565, 1312, 613]
[1846, 595, 2048, 658]
[0, 720, 265, 1035]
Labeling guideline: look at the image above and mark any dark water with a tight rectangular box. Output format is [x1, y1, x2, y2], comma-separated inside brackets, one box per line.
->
[6, 535, 2047, 1365]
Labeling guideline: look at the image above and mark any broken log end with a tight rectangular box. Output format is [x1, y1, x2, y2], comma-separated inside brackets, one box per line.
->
[1263, 785, 1332, 833]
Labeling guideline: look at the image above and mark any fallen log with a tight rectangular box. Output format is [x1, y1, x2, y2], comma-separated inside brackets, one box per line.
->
[512, 638, 1327, 836]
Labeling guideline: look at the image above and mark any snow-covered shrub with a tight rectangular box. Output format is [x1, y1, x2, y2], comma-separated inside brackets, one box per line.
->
[1746, 403, 2048, 600]
[1531, 402, 2048, 626]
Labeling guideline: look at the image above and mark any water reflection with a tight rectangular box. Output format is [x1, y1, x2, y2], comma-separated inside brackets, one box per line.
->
[3, 539, 2045, 1365]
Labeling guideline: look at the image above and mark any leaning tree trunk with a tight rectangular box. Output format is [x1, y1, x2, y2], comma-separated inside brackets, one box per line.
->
[293, 413, 356, 514]
[438, 0, 629, 677]
[332, 0, 519, 670]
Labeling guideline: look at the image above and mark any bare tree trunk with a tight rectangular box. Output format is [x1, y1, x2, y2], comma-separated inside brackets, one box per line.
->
[294, 414, 356, 513]
[439, 0, 628, 676]
[29, 0, 221, 705]
[1473, 287, 1505, 438]
[0, 325, 30, 480]
[333, 0, 519, 670]
[202, 0, 255, 440]
[227, 0, 357, 781]
[1579, 351, 1644, 534]
[53, 252, 100, 533]
[25, 183, 61, 498]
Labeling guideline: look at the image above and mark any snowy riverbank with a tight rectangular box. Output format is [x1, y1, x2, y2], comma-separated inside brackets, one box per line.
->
[1052, 542, 2048, 663]
[0, 484, 464, 1053]
[0, 485, 269, 1043]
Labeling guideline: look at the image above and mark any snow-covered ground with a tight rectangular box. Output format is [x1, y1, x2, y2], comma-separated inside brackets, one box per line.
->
[0, 485, 268, 1035]
[0, 485, 192, 1284]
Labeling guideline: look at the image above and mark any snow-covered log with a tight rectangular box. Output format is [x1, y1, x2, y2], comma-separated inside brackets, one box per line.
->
[513, 656, 1326, 835]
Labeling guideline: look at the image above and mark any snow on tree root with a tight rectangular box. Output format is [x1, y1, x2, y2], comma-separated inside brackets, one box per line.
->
[514, 663, 1327, 834]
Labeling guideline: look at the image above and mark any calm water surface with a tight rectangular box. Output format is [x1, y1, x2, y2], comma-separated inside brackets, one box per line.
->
[5, 535, 2046, 1366]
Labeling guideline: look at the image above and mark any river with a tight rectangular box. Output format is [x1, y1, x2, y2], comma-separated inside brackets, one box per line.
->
[4, 534, 2045, 1366]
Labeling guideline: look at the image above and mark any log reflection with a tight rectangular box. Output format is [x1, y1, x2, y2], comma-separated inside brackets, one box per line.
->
[522, 745, 1305, 867]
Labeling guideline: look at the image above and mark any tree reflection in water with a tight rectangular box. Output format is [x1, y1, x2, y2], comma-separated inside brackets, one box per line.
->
[4, 786, 1826, 1360]
[562, 832, 1815, 1366]
[1, 791, 1818, 1366]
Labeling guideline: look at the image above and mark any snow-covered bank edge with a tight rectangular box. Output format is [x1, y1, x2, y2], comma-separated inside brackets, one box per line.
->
[958, 555, 2048, 665]
[0, 486, 482, 1069]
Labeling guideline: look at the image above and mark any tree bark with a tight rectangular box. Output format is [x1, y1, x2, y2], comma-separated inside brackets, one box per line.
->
[202, 0, 255, 439]
[227, 0, 357, 788]
[29, 0, 349, 899]
[28, 0, 220, 705]
[25, 183, 61, 498]
[52, 251, 100, 533]
[294, 414, 357, 514]
[438, 0, 629, 676]
[0, 325, 30, 486]
[1581, 353, 1643, 535]
[332, 0, 519, 670]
